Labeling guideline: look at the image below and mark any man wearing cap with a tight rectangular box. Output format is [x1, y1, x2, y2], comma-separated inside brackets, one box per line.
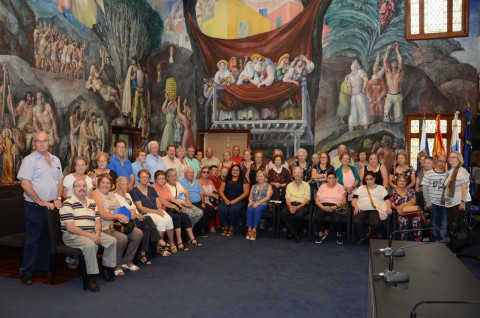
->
[275, 54, 290, 81]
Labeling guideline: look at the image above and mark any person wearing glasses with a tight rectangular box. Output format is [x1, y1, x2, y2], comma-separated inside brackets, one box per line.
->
[247, 150, 268, 185]
[18, 132, 64, 285]
[421, 154, 448, 241]
[63, 156, 93, 200]
[88, 152, 118, 190]
[131, 148, 148, 185]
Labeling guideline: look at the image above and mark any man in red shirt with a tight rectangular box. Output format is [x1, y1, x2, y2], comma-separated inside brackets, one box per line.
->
[231, 145, 243, 164]
[208, 165, 222, 190]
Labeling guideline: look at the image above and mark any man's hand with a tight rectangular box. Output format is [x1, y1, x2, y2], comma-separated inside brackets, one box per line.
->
[53, 199, 62, 209]
[42, 200, 55, 210]
[90, 232, 101, 245]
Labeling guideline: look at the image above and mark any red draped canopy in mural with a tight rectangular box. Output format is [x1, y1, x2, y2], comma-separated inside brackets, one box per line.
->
[220, 83, 300, 105]
[188, 0, 322, 75]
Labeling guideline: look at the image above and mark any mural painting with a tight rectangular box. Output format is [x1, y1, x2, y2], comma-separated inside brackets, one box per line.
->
[0, 0, 478, 183]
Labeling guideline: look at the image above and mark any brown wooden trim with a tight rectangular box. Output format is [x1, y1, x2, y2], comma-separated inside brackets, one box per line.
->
[196, 129, 251, 153]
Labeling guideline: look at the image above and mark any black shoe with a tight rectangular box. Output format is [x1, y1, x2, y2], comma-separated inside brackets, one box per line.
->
[87, 277, 100, 292]
[101, 268, 115, 282]
[286, 234, 293, 240]
[294, 235, 301, 243]
[200, 229, 208, 238]
[21, 274, 33, 285]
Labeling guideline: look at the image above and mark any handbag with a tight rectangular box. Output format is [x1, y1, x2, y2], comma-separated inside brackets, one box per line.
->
[449, 210, 477, 250]
[208, 191, 220, 207]
[335, 204, 349, 216]
[109, 219, 135, 234]
[401, 205, 428, 224]
[365, 186, 388, 221]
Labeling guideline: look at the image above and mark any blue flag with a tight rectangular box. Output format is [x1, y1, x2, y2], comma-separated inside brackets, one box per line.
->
[463, 108, 475, 196]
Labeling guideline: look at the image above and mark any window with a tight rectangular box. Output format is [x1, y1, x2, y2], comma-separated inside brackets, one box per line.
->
[276, 16, 283, 28]
[259, 8, 268, 17]
[405, 113, 465, 169]
[238, 20, 249, 38]
[405, 0, 469, 40]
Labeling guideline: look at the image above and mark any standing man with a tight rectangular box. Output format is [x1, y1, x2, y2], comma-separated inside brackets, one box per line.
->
[185, 146, 201, 177]
[280, 166, 311, 242]
[201, 147, 220, 168]
[60, 179, 117, 291]
[422, 154, 448, 241]
[162, 145, 184, 178]
[330, 144, 354, 170]
[107, 139, 134, 190]
[179, 167, 215, 237]
[383, 42, 404, 123]
[231, 146, 243, 164]
[17, 132, 63, 285]
[144, 141, 165, 183]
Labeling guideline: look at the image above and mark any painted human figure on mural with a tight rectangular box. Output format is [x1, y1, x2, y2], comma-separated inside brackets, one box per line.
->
[366, 75, 387, 124]
[49, 31, 62, 73]
[94, 117, 105, 154]
[174, 116, 182, 147]
[383, 42, 404, 123]
[138, 107, 149, 150]
[237, 60, 259, 85]
[0, 128, 16, 184]
[89, 112, 99, 163]
[373, 135, 396, 172]
[122, 55, 137, 117]
[132, 61, 147, 126]
[228, 57, 240, 83]
[257, 57, 275, 88]
[203, 76, 214, 98]
[379, 0, 397, 29]
[67, 105, 81, 173]
[373, 51, 385, 79]
[60, 38, 69, 75]
[77, 108, 97, 168]
[33, 92, 60, 153]
[346, 60, 369, 132]
[160, 85, 177, 151]
[1, 64, 12, 129]
[33, 21, 42, 68]
[73, 40, 87, 80]
[214, 60, 231, 85]
[178, 98, 195, 150]
[37, 24, 51, 71]
[283, 55, 314, 85]
[64, 38, 75, 77]
[275, 54, 290, 82]
[336, 74, 351, 124]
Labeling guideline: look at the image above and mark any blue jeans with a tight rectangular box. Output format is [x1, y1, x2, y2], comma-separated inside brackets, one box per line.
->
[246, 204, 268, 228]
[430, 203, 447, 241]
[20, 201, 51, 276]
[217, 201, 246, 227]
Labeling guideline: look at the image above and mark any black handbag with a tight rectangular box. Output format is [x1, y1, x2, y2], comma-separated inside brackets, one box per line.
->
[449, 210, 477, 250]
[109, 220, 135, 235]
[335, 204, 349, 216]
[208, 191, 220, 207]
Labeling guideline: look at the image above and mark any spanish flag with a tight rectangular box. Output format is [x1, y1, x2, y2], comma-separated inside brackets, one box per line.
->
[432, 115, 446, 160]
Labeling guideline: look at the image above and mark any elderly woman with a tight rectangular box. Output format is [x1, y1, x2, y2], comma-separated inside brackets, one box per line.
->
[354, 150, 368, 174]
[63, 157, 93, 200]
[114, 176, 161, 264]
[315, 172, 347, 244]
[218, 164, 250, 236]
[90, 174, 143, 276]
[88, 152, 118, 189]
[220, 150, 234, 171]
[131, 148, 147, 185]
[359, 152, 388, 187]
[280, 166, 311, 242]
[291, 148, 312, 183]
[129, 169, 175, 255]
[267, 154, 290, 202]
[444, 151, 472, 251]
[388, 151, 416, 189]
[152, 170, 201, 251]
[312, 151, 335, 197]
[239, 149, 253, 176]
[336, 153, 360, 201]
[246, 170, 273, 240]
[198, 166, 220, 233]
[248, 150, 269, 185]
[352, 171, 392, 245]
[195, 150, 204, 168]
[390, 175, 421, 241]
[268, 148, 290, 171]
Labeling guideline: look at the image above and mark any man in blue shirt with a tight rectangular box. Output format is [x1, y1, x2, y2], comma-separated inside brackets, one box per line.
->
[107, 139, 134, 190]
[185, 146, 201, 177]
[144, 141, 165, 183]
[18, 132, 64, 285]
[179, 167, 215, 237]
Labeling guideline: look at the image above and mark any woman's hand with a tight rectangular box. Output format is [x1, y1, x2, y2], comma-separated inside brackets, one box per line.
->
[253, 202, 260, 209]
[354, 207, 360, 215]
[459, 201, 466, 211]
[136, 213, 145, 221]
[117, 214, 129, 223]
[157, 209, 165, 217]
[248, 201, 253, 207]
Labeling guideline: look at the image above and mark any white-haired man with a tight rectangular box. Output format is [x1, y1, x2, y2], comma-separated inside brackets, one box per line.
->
[145, 141, 165, 183]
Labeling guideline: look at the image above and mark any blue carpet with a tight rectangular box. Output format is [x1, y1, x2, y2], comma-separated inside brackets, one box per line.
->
[0, 231, 369, 318]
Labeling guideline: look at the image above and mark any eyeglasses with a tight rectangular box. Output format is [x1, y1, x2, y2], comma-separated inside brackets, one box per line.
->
[139, 176, 149, 179]
[202, 171, 209, 174]
[98, 160, 107, 163]
[34, 139, 48, 144]
[365, 178, 374, 181]
[74, 184, 87, 188]
[231, 169, 240, 172]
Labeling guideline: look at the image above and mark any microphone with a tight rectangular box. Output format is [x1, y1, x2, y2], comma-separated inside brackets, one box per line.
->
[376, 238, 450, 284]
[375, 227, 439, 257]
[410, 300, 480, 318]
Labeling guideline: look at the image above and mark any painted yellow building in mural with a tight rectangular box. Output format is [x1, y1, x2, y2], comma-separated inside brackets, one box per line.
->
[202, 0, 271, 39]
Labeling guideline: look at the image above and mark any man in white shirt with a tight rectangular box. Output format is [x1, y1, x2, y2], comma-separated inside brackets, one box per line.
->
[163, 145, 184, 179]
[145, 141, 165, 183]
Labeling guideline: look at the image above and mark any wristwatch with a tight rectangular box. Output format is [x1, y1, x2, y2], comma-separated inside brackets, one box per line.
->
[56, 197, 62, 201]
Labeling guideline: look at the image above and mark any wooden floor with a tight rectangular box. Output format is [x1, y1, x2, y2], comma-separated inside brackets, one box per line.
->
[0, 248, 80, 286]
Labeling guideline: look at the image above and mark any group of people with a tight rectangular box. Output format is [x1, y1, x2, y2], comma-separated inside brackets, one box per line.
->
[16, 131, 473, 292]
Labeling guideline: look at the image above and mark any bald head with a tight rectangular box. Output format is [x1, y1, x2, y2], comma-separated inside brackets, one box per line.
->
[184, 167, 195, 181]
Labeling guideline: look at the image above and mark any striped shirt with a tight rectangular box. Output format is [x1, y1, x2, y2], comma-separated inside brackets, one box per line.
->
[59, 195, 99, 233]
[421, 169, 448, 206]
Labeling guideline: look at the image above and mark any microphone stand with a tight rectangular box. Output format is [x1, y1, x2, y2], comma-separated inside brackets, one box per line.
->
[375, 227, 438, 257]
[410, 300, 480, 318]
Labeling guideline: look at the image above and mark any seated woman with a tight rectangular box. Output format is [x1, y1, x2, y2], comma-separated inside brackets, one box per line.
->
[351, 171, 392, 245]
[312, 151, 334, 198]
[218, 164, 250, 236]
[88, 152, 118, 189]
[197, 166, 220, 233]
[390, 175, 422, 242]
[90, 174, 143, 276]
[336, 153, 360, 202]
[314, 171, 347, 244]
[152, 170, 201, 251]
[129, 169, 175, 255]
[246, 170, 273, 241]
[63, 157, 93, 200]
[114, 176, 161, 263]
[291, 148, 312, 183]
[267, 154, 290, 203]
[131, 148, 147, 185]
[388, 151, 416, 190]
[359, 152, 388, 187]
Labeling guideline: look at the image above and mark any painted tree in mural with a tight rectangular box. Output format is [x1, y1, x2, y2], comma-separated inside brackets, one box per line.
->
[323, 0, 417, 69]
[91, 0, 164, 82]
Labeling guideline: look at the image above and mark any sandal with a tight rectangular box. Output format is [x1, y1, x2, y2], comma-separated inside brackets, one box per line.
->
[188, 239, 203, 247]
[157, 250, 171, 257]
[246, 229, 252, 240]
[137, 254, 152, 265]
[114, 269, 125, 276]
[220, 227, 228, 236]
[169, 245, 177, 253]
[210, 227, 216, 233]
[121, 263, 140, 271]
[250, 229, 257, 241]
[225, 227, 234, 237]
[177, 242, 190, 251]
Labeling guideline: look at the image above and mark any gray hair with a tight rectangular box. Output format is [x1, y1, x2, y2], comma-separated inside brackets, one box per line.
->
[297, 148, 307, 156]
[147, 141, 158, 151]
[165, 168, 177, 178]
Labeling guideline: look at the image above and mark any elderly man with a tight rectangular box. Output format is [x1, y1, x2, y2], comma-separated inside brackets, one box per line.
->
[201, 147, 220, 168]
[107, 139, 134, 190]
[280, 166, 311, 242]
[18, 132, 63, 285]
[145, 141, 166, 183]
[179, 167, 215, 237]
[330, 144, 354, 170]
[185, 146, 201, 177]
[162, 145, 184, 178]
[60, 179, 117, 291]
[231, 146, 243, 164]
